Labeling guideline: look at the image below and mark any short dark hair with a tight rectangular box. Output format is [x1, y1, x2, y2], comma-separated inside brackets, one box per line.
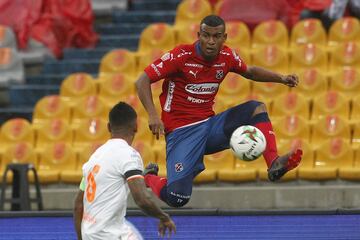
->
[200, 15, 225, 28]
[109, 102, 137, 132]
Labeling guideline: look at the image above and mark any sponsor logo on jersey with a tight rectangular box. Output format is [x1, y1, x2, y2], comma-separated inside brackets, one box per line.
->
[185, 63, 203, 68]
[185, 83, 219, 94]
[164, 81, 175, 112]
[216, 70, 224, 80]
[177, 49, 192, 58]
[151, 63, 161, 77]
[213, 62, 226, 67]
[175, 163, 184, 172]
[188, 70, 198, 78]
[220, 50, 231, 56]
[187, 96, 209, 103]
[156, 62, 163, 68]
[160, 52, 170, 61]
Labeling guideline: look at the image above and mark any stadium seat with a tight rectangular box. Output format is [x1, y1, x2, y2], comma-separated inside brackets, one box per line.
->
[328, 17, 360, 47]
[273, 115, 310, 144]
[174, 0, 212, 29]
[311, 91, 350, 121]
[37, 143, 76, 183]
[252, 20, 288, 49]
[271, 92, 309, 120]
[1, 142, 38, 183]
[218, 73, 252, 106]
[0, 47, 24, 85]
[329, 67, 360, 99]
[290, 19, 327, 48]
[133, 140, 156, 167]
[311, 115, 351, 148]
[252, 45, 288, 72]
[176, 23, 199, 45]
[339, 147, 360, 181]
[351, 95, 360, 124]
[0, 118, 34, 151]
[213, 97, 227, 113]
[125, 94, 146, 117]
[329, 42, 360, 72]
[59, 73, 97, 99]
[98, 73, 135, 106]
[225, 21, 251, 49]
[298, 138, 352, 180]
[62, 142, 103, 183]
[32, 95, 72, 125]
[0, 25, 17, 48]
[154, 140, 167, 177]
[295, 68, 328, 100]
[35, 119, 73, 150]
[252, 81, 289, 103]
[290, 43, 328, 72]
[281, 138, 314, 176]
[138, 23, 176, 53]
[73, 118, 109, 149]
[137, 49, 165, 74]
[195, 150, 234, 183]
[232, 47, 251, 65]
[71, 95, 109, 123]
[219, 154, 263, 182]
[351, 122, 360, 148]
[99, 49, 137, 77]
[133, 117, 154, 144]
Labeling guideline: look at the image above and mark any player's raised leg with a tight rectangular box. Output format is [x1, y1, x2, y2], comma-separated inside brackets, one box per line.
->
[144, 122, 208, 207]
[205, 100, 302, 181]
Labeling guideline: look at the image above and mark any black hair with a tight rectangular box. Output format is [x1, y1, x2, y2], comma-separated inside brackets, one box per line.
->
[200, 15, 225, 29]
[109, 101, 137, 133]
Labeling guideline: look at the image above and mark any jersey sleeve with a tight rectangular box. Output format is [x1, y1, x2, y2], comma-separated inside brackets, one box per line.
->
[79, 177, 85, 191]
[119, 149, 144, 181]
[144, 46, 184, 83]
[229, 49, 248, 74]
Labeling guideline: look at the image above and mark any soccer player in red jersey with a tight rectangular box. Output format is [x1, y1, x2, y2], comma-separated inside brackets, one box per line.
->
[135, 15, 302, 208]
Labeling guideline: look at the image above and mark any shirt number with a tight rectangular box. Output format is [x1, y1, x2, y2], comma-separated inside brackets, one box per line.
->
[86, 165, 100, 203]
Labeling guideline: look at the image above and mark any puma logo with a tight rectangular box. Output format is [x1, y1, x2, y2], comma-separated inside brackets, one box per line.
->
[189, 70, 198, 78]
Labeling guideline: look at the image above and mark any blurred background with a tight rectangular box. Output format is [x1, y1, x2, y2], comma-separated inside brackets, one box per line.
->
[0, 0, 360, 213]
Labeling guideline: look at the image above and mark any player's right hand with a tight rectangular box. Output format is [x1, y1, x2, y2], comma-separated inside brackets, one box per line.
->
[158, 216, 176, 238]
[148, 115, 165, 139]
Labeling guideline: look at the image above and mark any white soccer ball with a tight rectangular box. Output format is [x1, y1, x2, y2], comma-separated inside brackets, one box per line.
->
[229, 125, 267, 161]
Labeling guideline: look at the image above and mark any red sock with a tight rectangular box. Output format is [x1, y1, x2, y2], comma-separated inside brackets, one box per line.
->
[255, 122, 278, 167]
[144, 175, 167, 198]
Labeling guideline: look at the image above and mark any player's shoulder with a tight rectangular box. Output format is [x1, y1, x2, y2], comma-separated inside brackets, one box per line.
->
[167, 43, 195, 61]
[220, 45, 238, 59]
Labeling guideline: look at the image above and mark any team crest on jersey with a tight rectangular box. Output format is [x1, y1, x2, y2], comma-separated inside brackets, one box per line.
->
[175, 163, 183, 172]
[216, 70, 224, 80]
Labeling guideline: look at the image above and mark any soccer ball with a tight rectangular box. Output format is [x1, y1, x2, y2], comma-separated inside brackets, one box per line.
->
[229, 125, 266, 161]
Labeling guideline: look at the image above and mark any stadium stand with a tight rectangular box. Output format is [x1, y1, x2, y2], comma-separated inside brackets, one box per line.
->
[0, 0, 360, 214]
[252, 20, 289, 49]
[290, 19, 327, 48]
[0, 25, 17, 49]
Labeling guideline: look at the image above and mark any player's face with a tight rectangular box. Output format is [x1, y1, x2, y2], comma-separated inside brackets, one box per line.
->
[198, 23, 227, 60]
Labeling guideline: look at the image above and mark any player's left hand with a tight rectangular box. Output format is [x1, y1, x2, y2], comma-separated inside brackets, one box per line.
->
[281, 74, 299, 87]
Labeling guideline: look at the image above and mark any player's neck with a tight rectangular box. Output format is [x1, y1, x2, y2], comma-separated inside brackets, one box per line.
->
[110, 134, 134, 145]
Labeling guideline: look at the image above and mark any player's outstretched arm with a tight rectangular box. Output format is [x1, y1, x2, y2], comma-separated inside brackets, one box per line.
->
[128, 177, 176, 237]
[241, 66, 299, 88]
[135, 73, 165, 139]
[73, 190, 84, 240]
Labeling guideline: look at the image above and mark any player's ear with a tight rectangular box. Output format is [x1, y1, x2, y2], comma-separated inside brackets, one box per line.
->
[223, 32, 227, 41]
[197, 31, 200, 39]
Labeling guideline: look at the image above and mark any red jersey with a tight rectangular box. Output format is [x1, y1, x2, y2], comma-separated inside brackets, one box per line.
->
[144, 42, 248, 133]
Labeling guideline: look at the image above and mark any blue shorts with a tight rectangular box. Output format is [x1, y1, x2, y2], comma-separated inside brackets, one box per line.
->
[165, 100, 263, 184]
